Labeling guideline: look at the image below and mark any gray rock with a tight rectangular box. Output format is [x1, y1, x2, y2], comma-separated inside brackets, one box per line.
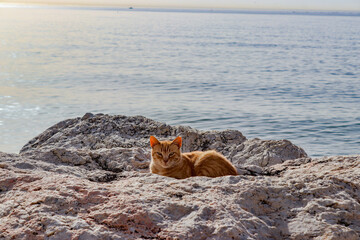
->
[1, 114, 357, 239]
[20, 113, 307, 177]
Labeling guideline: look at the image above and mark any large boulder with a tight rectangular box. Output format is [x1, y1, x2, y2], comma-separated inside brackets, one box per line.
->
[1, 114, 358, 239]
[19, 113, 307, 180]
[0, 153, 359, 239]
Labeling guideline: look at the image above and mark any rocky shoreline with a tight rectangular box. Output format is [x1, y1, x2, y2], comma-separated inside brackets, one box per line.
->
[0, 113, 359, 239]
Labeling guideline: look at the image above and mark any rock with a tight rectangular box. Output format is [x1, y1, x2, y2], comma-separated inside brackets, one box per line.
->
[0, 114, 358, 239]
[232, 138, 308, 167]
[20, 114, 307, 178]
[0, 153, 359, 239]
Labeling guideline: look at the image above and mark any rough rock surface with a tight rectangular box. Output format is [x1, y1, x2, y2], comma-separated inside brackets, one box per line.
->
[20, 113, 307, 178]
[0, 114, 359, 239]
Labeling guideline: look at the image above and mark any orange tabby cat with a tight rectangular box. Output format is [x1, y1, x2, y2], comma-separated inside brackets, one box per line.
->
[149, 136, 238, 179]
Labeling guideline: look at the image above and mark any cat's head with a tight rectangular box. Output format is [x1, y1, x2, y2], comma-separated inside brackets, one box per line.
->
[149, 136, 182, 168]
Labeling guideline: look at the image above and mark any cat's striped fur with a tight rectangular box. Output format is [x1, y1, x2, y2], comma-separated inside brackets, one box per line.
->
[149, 136, 238, 179]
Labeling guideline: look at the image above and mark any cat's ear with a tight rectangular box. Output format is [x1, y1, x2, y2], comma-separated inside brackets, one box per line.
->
[171, 136, 182, 148]
[150, 136, 160, 148]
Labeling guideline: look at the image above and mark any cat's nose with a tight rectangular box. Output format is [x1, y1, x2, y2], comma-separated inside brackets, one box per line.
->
[163, 158, 169, 162]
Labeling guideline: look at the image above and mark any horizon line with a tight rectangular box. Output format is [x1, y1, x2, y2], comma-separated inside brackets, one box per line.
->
[1, 1, 360, 12]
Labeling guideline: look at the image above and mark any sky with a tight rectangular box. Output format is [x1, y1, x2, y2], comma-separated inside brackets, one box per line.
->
[1, 0, 360, 11]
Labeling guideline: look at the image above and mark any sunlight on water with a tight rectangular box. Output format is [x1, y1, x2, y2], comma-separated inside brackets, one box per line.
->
[0, 6, 359, 156]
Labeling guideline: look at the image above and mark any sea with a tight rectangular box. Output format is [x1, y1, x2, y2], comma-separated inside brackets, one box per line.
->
[0, 5, 359, 157]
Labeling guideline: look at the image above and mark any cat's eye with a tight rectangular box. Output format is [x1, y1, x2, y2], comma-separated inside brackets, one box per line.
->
[156, 152, 163, 157]
[169, 152, 175, 157]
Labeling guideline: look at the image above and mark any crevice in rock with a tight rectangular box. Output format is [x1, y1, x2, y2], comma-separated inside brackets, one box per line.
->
[262, 167, 289, 177]
[88, 173, 118, 183]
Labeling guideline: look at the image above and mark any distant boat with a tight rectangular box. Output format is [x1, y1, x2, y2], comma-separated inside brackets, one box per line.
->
[129, 7, 133, 9]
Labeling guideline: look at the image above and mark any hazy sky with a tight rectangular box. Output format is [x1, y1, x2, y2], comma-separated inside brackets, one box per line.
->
[2, 0, 360, 11]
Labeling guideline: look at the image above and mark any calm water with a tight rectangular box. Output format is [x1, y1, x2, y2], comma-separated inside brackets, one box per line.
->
[0, 6, 359, 156]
